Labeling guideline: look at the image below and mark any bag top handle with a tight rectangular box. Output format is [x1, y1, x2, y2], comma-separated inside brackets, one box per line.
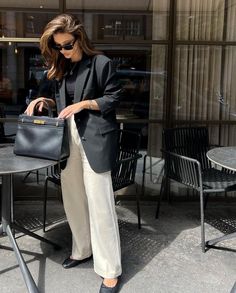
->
[33, 100, 53, 117]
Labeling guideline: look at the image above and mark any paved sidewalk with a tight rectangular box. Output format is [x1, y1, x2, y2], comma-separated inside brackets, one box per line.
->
[1, 193, 236, 293]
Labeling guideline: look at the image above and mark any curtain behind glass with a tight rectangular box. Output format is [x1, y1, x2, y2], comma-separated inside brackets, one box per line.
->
[173, 45, 222, 121]
[176, 0, 225, 41]
[173, 0, 236, 148]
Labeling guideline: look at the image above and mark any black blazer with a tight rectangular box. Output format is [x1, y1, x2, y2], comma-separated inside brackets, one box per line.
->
[54, 54, 122, 173]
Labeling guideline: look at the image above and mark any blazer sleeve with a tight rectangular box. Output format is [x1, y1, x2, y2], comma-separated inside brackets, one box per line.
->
[93, 55, 123, 116]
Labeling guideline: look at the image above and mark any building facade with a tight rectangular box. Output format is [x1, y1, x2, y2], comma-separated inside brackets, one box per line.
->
[1, 0, 236, 157]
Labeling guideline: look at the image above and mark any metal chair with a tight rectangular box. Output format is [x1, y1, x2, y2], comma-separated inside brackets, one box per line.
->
[43, 129, 142, 231]
[156, 126, 236, 252]
[0, 103, 15, 144]
[111, 129, 142, 228]
[43, 164, 62, 232]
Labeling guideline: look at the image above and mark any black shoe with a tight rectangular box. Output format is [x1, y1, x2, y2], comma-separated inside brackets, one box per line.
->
[99, 278, 120, 293]
[62, 255, 92, 269]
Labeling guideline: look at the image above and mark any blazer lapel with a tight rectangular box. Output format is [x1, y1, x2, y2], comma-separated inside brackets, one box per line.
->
[74, 57, 92, 103]
[59, 79, 66, 111]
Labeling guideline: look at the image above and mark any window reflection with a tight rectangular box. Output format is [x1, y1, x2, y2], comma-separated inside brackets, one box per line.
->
[0, 12, 57, 37]
[0, 43, 46, 114]
[0, 1, 170, 152]
[0, 72, 12, 104]
[0, 1, 59, 9]
[94, 14, 152, 41]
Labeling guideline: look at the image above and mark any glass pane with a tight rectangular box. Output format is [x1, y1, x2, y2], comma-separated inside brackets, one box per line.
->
[148, 45, 167, 156]
[0, 0, 59, 9]
[176, 0, 225, 41]
[152, 0, 170, 40]
[149, 45, 167, 120]
[173, 45, 223, 121]
[221, 46, 236, 120]
[67, 0, 153, 11]
[0, 12, 58, 38]
[106, 49, 152, 119]
[67, 0, 169, 41]
[226, 0, 236, 41]
[220, 125, 236, 146]
[93, 14, 152, 41]
[101, 46, 167, 148]
[0, 42, 46, 115]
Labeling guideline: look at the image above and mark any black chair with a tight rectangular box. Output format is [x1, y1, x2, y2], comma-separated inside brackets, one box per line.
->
[111, 129, 142, 228]
[0, 103, 15, 144]
[43, 129, 142, 231]
[43, 164, 62, 232]
[156, 126, 236, 252]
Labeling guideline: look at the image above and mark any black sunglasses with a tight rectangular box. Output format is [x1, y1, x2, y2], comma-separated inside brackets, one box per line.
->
[53, 39, 76, 51]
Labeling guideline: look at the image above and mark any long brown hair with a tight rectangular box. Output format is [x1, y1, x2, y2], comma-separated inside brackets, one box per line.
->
[40, 14, 101, 80]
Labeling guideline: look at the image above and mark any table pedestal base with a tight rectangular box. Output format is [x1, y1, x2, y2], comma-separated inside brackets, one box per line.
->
[12, 223, 61, 250]
[206, 232, 236, 248]
[1, 173, 60, 293]
[5, 224, 39, 293]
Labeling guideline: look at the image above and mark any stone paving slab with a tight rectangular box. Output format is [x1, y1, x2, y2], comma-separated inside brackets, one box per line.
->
[1, 199, 236, 293]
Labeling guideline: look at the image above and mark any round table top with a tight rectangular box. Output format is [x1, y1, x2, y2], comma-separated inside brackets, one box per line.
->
[207, 146, 236, 172]
[0, 144, 57, 175]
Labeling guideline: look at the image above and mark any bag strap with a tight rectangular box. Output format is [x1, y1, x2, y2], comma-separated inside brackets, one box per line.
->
[33, 100, 53, 117]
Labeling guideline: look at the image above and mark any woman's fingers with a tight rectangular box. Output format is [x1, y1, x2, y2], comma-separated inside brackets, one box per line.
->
[58, 108, 72, 119]
[38, 102, 44, 112]
[58, 103, 83, 119]
[24, 98, 46, 116]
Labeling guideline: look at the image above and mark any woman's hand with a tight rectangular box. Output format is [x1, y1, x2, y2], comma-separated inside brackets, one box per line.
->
[58, 100, 99, 119]
[58, 101, 87, 119]
[24, 97, 55, 116]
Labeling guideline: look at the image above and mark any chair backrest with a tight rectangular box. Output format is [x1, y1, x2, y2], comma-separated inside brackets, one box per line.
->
[0, 103, 15, 144]
[112, 129, 142, 192]
[0, 104, 5, 139]
[45, 130, 142, 192]
[163, 127, 211, 170]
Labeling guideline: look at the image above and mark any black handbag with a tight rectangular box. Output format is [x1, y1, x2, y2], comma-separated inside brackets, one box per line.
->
[14, 102, 70, 161]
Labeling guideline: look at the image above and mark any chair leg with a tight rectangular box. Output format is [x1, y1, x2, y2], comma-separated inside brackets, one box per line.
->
[135, 183, 141, 229]
[166, 177, 171, 204]
[141, 154, 147, 197]
[155, 175, 166, 219]
[22, 171, 31, 183]
[43, 177, 49, 232]
[204, 193, 209, 210]
[36, 170, 39, 184]
[200, 190, 206, 252]
[22, 170, 40, 183]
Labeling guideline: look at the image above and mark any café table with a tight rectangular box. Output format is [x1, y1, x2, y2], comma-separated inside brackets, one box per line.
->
[206, 146, 236, 247]
[0, 144, 60, 293]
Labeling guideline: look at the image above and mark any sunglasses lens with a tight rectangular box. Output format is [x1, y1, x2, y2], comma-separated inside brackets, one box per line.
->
[53, 45, 61, 51]
[63, 44, 73, 50]
[53, 40, 75, 51]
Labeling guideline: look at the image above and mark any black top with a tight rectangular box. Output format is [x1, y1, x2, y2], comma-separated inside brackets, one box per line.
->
[37, 71, 55, 99]
[65, 62, 80, 106]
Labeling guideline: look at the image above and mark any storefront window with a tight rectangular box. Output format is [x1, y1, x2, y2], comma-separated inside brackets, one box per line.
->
[0, 12, 58, 38]
[0, 1, 59, 9]
[93, 14, 152, 41]
[0, 42, 45, 113]
[0, 1, 170, 151]
[67, 0, 169, 40]
[176, 0, 236, 41]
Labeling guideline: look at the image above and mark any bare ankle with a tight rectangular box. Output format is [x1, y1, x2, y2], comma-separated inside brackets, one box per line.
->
[103, 278, 118, 287]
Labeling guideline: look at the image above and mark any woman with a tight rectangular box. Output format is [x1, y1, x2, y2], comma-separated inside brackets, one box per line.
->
[25, 13, 122, 293]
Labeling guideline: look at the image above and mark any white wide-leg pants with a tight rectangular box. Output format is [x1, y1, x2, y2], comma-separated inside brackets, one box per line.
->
[60, 116, 122, 278]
